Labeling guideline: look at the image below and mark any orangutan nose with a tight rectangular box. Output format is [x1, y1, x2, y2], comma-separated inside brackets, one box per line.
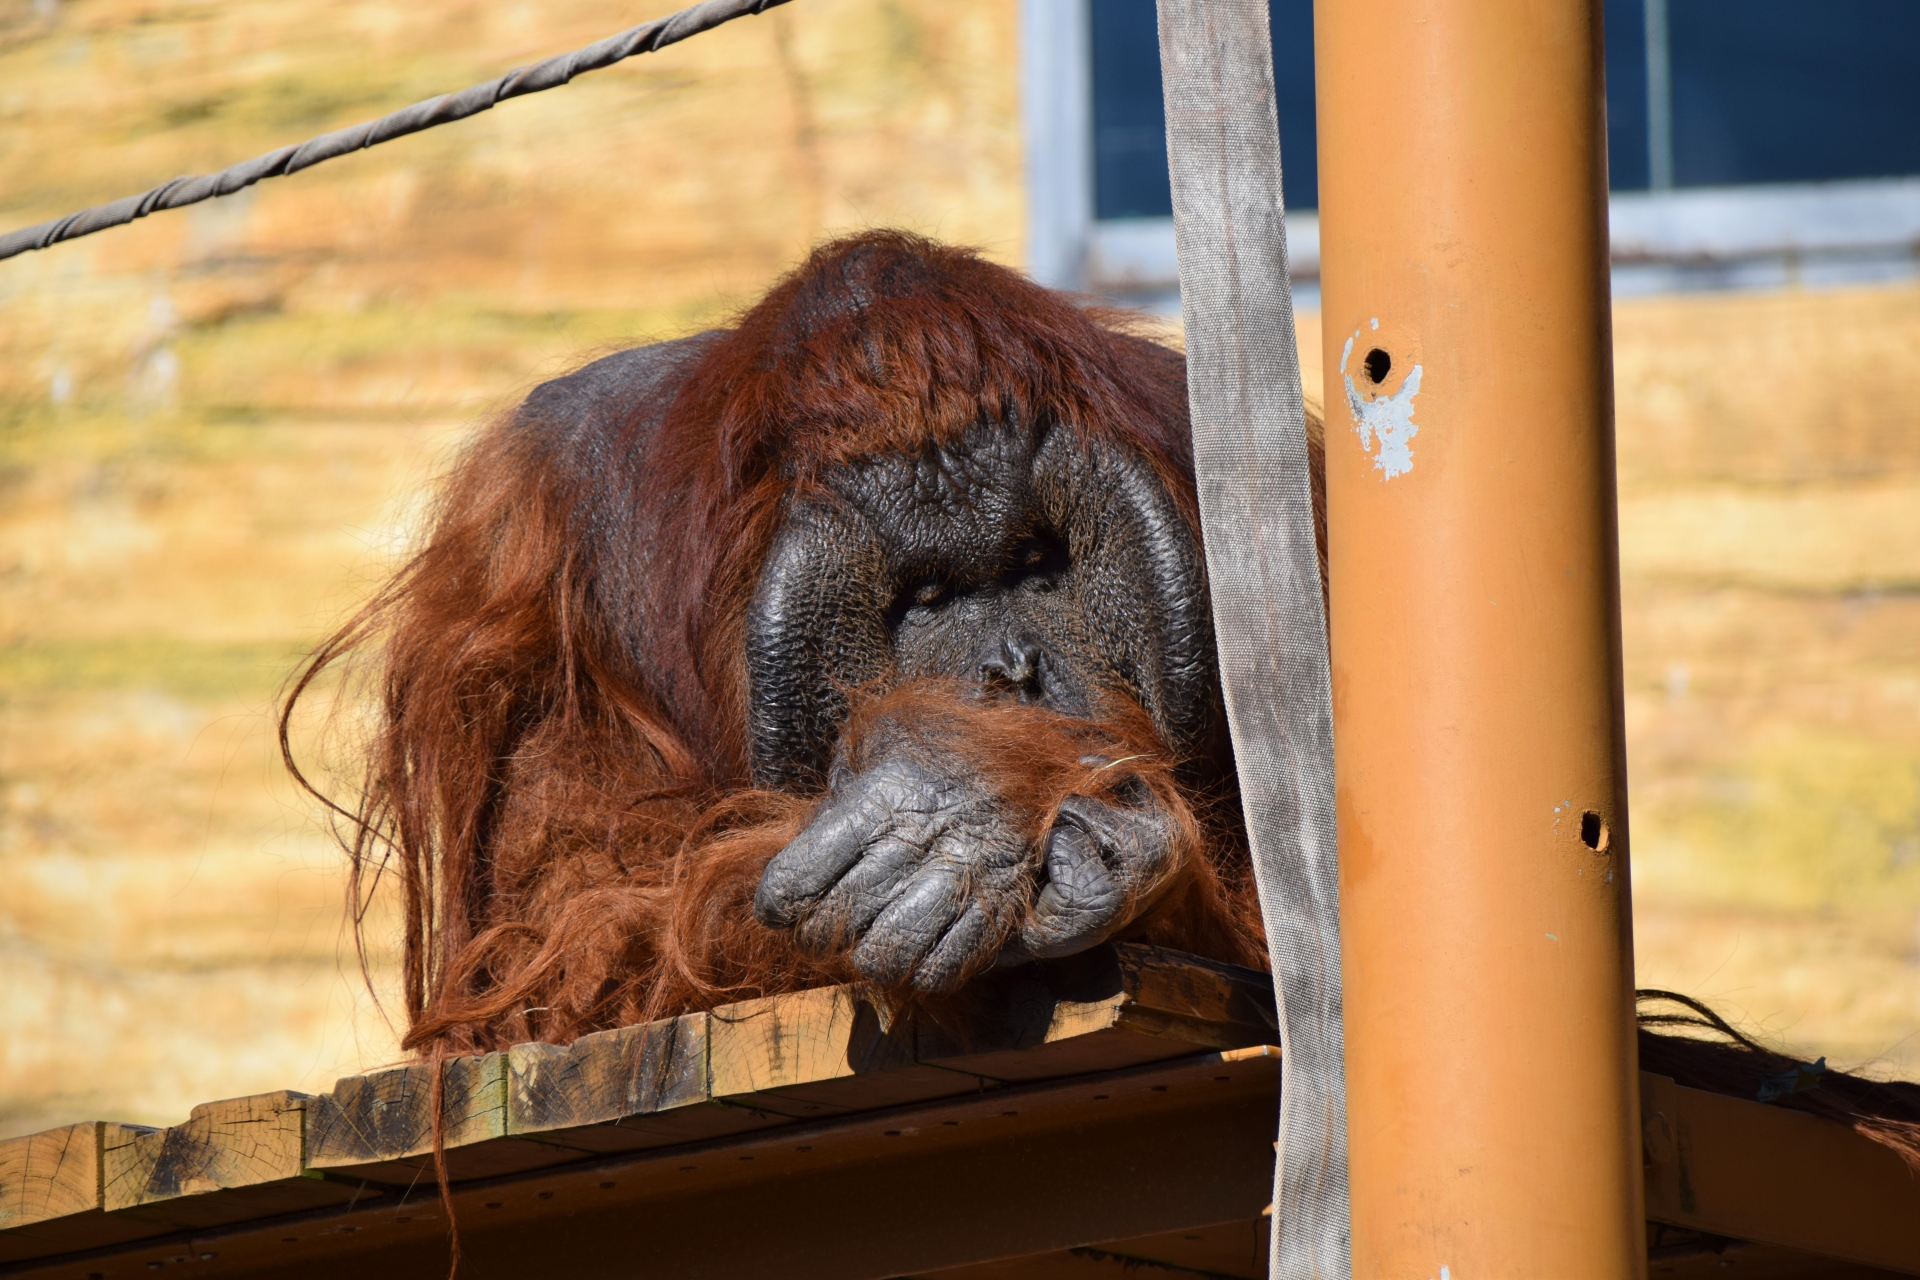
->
[977, 632, 1046, 702]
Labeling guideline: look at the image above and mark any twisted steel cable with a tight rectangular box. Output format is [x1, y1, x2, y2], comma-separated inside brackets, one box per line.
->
[0, 0, 793, 264]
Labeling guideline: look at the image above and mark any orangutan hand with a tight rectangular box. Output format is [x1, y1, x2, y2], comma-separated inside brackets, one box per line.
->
[997, 788, 1183, 965]
[752, 753, 1181, 992]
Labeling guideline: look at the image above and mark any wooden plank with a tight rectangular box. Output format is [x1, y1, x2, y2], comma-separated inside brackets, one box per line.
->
[97, 1091, 360, 1230]
[305, 1053, 581, 1183]
[15, 960, 1920, 1277]
[1, 946, 1276, 1265]
[1642, 1071, 1920, 1275]
[14, 1050, 1920, 1280]
[0, 1049, 1287, 1280]
[708, 986, 982, 1118]
[1644, 1232, 1911, 1280]
[0, 1123, 174, 1264]
[0, 1124, 99, 1230]
[102, 1097, 300, 1207]
[1118, 943, 1280, 1036]
[508, 1013, 779, 1153]
[919, 944, 1276, 1081]
[510, 1014, 705, 1131]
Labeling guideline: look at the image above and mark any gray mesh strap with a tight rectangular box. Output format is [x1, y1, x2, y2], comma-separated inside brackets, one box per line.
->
[1154, 2, 1349, 1276]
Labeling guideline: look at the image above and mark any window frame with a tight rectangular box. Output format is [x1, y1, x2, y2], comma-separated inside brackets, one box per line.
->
[1020, 0, 1920, 298]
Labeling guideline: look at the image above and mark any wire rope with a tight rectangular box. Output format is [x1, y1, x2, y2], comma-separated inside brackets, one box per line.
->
[0, 0, 792, 264]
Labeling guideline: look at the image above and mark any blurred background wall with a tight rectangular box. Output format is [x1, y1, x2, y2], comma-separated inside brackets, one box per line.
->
[1, 0, 1916, 1138]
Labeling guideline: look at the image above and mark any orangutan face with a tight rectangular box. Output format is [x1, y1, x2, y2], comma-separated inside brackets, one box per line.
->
[745, 413, 1213, 991]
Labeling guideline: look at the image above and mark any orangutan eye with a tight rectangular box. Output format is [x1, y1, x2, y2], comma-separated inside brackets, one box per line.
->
[905, 579, 951, 612]
[1006, 531, 1069, 591]
[888, 576, 954, 630]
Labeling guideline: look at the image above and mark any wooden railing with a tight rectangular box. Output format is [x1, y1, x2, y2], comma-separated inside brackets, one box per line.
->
[4, 944, 1918, 1278]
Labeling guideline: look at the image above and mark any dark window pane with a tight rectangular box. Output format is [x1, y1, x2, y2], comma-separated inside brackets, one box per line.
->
[1604, 0, 1650, 190]
[1087, 0, 1920, 220]
[1271, 0, 1318, 211]
[1671, 0, 1920, 187]
[1090, 0, 1169, 219]
[1089, 0, 1319, 219]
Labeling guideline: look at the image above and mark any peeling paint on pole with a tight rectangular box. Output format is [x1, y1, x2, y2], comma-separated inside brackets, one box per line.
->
[1341, 326, 1423, 480]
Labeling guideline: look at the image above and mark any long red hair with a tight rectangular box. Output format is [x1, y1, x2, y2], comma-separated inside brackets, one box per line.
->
[283, 231, 1280, 1055]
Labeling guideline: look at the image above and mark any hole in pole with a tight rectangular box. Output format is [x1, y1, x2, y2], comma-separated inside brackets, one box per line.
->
[1580, 810, 1609, 852]
[1364, 347, 1391, 383]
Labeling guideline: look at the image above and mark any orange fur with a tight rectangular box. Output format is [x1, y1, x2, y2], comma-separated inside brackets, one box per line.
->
[282, 232, 1291, 1056]
[278, 232, 1920, 1183]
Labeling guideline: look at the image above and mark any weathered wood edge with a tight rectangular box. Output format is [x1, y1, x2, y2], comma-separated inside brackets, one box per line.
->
[504, 1012, 775, 1154]
[103, 1092, 309, 1211]
[24, 1054, 1920, 1280]
[95, 1091, 367, 1231]
[1, 944, 1276, 1249]
[0, 1044, 1288, 1277]
[0, 1125, 101, 1231]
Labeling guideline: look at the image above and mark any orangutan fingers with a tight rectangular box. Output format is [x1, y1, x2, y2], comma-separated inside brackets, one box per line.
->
[753, 787, 888, 928]
[753, 757, 956, 929]
[1011, 791, 1183, 961]
[1063, 790, 1183, 905]
[831, 796, 1030, 982]
[756, 753, 1037, 986]
[1016, 818, 1125, 960]
[790, 833, 925, 954]
[848, 865, 973, 985]
[911, 899, 998, 992]
[803, 770, 975, 955]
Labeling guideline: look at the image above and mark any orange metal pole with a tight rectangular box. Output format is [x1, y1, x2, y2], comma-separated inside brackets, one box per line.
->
[1314, 1, 1646, 1276]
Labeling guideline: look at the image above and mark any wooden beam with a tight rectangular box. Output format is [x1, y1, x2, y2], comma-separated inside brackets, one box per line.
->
[0, 1124, 173, 1265]
[1, 1048, 1287, 1280]
[505, 1013, 761, 1155]
[305, 1052, 587, 1183]
[98, 1093, 360, 1231]
[915, 1219, 1273, 1280]
[1641, 1072, 1920, 1274]
[708, 986, 979, 1117]
[915, 944, 1276, 1081]
[23, 1061, 1915, 1280]
[12, 949, 1912, 1279]
[0, 1126, 98, 1232]
[0, 943, 1278, 1268]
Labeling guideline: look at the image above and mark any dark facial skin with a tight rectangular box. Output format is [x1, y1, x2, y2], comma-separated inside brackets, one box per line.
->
[745, 416, 1215, 990]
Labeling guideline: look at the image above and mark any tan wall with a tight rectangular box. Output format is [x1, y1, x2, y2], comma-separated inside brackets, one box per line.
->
[0, 0, 1024, 1139]
[1612, 285, 1920, 1071]
[2, 0, 1916, 1138]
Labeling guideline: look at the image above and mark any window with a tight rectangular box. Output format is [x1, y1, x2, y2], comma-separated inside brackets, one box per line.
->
[1026, 0, 1920, 296]
[1608, 0, 1920, 191]
[1091, 0, 1317, 218]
